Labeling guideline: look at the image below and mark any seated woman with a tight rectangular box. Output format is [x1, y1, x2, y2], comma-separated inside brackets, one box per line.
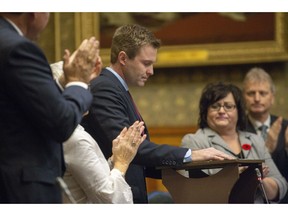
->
[181, 82, 287, 203]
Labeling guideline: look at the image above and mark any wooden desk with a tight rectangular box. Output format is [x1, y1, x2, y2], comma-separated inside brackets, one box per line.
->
[158, 159, 263, 203]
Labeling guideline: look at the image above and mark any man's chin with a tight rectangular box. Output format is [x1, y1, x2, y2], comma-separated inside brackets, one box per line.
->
[250, 109, 264, 114]
[250, 110, 266, 117]
[250, 106, 264, 113]
[138, 82, 145, 87]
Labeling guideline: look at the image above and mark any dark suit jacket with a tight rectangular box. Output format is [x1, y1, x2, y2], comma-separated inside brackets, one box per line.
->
[0, 17, 92, 203]
[246, 115, 288, 182]
[82, 68, 188, 203]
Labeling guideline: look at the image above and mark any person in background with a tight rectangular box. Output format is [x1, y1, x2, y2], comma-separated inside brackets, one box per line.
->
[181, 82, 287, 203]
[0, 13, 99, 203]
[81, 24, 234, 203]
[242, 67, 288, 203]
[51, 60, 146, 204]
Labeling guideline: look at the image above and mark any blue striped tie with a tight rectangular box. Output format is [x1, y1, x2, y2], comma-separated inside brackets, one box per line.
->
[259, 125, 268, 141]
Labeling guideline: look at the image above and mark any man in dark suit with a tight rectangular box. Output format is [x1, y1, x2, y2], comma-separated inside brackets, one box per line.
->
[243, 67, 288, 203]
[82, 24, 233, 203]
[0, 13, 99, 203]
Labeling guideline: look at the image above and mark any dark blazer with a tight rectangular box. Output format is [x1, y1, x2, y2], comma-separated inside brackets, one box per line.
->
[82, 68, 188, 203]
[0, 17, 92, 203]
[246, 115, 288, 182]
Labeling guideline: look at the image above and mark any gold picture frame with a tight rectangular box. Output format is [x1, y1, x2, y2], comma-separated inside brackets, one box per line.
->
[96, 12, 288, 68]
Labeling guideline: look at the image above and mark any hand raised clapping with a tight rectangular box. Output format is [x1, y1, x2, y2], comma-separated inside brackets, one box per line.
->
[266, 116, 282, 153]
[111, 121, 147, 176]
[62, 37, 100, 84]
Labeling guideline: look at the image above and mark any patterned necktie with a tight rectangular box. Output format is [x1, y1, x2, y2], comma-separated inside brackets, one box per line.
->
[127, 91, 143, 121]
[259, 125, 268, 141]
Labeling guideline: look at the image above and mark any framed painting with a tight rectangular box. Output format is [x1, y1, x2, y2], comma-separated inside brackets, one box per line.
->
[95, 12, 288, 68]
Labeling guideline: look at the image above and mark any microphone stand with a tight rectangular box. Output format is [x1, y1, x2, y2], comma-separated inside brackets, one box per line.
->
[255, 168, 270, 204]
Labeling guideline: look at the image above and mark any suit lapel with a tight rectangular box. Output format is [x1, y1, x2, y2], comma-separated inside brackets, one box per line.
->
[270, 115, 277, 126]
[205, 128, 235, 155]
[238, 132, 253, 159]
[205, 128, 253, 158]
[101, 68, 148, 136]
[246, 118, 257, 133]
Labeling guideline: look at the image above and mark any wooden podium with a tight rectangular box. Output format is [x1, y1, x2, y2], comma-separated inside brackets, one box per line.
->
[159, 159, 263, 203]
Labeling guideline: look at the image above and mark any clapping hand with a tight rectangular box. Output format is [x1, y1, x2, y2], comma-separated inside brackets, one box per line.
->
[111, 121, 147, 175]
[62, 37, 100, 84]
[266, 116, 282, 153]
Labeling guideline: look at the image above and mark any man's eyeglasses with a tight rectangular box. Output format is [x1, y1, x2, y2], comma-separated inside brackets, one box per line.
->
[209, 103, 236, 112]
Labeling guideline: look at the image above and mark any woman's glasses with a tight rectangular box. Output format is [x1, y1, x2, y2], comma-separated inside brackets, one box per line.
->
[209, 103, 236, 112]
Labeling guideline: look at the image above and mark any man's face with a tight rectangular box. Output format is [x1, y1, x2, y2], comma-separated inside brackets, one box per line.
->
[123, 45, 157, 87]
[243, 81, 274, 116]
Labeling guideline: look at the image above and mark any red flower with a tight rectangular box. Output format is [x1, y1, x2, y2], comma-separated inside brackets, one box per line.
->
[242, 144, 251, 151]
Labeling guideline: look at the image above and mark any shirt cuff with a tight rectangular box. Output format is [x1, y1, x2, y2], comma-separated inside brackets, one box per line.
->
[111, 168, 125, 178]
[183, 149, 192, 163]
[66, 81, 88, 89]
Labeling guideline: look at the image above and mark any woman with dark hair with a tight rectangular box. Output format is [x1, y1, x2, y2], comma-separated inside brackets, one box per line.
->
[198, 82, 247, 131]
[181, 82, 287, 203]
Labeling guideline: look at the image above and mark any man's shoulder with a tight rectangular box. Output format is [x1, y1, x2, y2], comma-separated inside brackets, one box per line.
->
[90, 69, 125, 92]
[91, 69, 114, 83]
[0, 28, 27, 49]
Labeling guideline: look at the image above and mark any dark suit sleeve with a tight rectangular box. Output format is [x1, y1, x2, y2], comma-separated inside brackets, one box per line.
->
[83, 75, 188, 168]
[274, 118, 288, 181]
[4, 40, 92, 142]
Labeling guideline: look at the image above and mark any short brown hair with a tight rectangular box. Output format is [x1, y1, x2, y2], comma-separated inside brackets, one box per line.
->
[110, 24, 161, 64]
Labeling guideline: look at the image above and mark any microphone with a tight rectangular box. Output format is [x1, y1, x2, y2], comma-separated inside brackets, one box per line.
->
[56, 177, 77, 204]
[255, 168, 270, 204]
